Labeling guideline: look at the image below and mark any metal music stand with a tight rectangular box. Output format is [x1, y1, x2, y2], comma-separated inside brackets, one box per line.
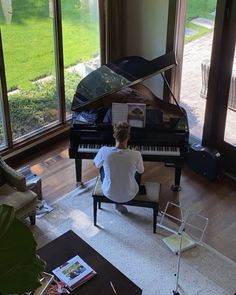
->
[157, 201, 209, 295]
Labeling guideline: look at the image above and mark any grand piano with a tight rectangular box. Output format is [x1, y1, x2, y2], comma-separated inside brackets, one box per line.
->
[69, 51, 189, 191]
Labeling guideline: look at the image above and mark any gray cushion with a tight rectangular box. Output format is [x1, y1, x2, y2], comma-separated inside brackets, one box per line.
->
[0, 157, 26, 191]
[0, 184, 37, 210]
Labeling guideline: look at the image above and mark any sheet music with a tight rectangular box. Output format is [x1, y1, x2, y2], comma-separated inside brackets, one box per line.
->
[112, 102, 146, 127]
[127, 103, 146, 128]
[112, 103, 128, 125]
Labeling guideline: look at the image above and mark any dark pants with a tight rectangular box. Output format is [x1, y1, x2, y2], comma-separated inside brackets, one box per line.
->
[99, 166, 142, 186]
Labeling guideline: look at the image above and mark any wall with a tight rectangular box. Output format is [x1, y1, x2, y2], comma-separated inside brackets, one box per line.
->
[122, 0, 169, 98]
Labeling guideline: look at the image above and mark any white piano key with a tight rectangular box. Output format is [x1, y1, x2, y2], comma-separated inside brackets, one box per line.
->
[78, 144, 180, 156]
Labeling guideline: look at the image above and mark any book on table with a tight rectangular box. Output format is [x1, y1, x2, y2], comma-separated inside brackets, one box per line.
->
[52, 255, 97, 291]
[162, 233, 196, 254]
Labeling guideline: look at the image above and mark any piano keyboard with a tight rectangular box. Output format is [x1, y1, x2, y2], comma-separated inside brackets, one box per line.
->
[78, 144, 180, 156]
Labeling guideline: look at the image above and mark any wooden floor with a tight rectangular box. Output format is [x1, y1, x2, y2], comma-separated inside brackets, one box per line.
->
[15, 138, 236, 262]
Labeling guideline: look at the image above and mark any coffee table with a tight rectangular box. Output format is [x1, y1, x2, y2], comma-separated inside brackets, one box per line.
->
[37, 230, 142, 295]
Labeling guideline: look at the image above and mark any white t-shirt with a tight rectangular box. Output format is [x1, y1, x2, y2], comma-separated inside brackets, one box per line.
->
[94, 147, 144, 202]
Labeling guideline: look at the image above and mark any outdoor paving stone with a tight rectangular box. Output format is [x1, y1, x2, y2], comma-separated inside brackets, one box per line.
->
[191, 17, 214, 29]
[185, 28, 198, 36]
[180, 32, 236, 145]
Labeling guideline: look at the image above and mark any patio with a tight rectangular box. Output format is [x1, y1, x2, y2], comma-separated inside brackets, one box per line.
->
[180, 32, 236, 146]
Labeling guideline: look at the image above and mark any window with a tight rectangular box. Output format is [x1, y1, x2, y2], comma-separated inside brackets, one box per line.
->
[179, 0, 217, 140]
[61, 0, 100, 117]
[224, 45, 236, 147]
[0, 0, 100, 151]
[0, 91, 6, 148]
[173, 0, 236, 174]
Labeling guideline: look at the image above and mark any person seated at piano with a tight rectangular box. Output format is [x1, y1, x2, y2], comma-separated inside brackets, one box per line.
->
[93, 121, 144, 213]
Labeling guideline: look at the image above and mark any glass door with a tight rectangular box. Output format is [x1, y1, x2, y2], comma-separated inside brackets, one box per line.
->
[179, 0, 217, 140]
[224, 46, 236, 147]
[173, 0, 236, 175]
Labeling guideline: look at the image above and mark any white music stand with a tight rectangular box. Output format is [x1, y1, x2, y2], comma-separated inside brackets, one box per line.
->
[157, 201, 209, 295]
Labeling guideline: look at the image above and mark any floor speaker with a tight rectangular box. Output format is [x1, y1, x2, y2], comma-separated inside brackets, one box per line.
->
[188, 143, 221, 181]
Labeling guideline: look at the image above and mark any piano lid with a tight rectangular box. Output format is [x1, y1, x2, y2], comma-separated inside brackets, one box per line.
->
[71, 51, 177, 112]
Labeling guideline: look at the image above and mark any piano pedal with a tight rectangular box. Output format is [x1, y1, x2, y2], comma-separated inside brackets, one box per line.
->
[171, 184, 181, 192]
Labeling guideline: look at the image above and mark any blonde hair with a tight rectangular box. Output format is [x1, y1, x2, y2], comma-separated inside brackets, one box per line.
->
[113, 122, 130, 142]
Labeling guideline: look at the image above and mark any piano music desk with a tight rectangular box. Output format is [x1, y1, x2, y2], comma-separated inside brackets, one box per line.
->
[92, 177, 160, 233]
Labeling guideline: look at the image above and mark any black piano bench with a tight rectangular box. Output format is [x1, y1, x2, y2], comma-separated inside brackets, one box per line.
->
[92, 176, 161, 233]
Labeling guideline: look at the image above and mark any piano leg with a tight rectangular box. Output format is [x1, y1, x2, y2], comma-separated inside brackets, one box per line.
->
[75, 159, 84, 187]
[171, 167, 182, 192]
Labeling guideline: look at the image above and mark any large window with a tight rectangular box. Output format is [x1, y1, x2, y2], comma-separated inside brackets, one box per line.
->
[224, 46, 236, 147]
[0, 91, 6, 148]
[1, 1, 58, 142]
[61, 0, 100, 116]
[0, 0, 100, 150]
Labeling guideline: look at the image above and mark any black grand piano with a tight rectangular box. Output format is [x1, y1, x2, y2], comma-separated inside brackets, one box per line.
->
[69, 51, 189, 191]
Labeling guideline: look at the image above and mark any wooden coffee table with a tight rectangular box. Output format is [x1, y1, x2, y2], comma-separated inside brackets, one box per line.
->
[37, 230, 142, 295]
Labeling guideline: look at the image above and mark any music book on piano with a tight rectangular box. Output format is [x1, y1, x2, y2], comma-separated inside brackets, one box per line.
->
[112, 102, 146, 128]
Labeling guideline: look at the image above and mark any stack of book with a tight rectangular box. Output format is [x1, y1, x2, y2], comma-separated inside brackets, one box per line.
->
[52, 255, 97, 291]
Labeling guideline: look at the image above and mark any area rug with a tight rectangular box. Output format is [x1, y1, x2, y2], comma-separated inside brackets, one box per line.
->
[33, 179, 236, 295]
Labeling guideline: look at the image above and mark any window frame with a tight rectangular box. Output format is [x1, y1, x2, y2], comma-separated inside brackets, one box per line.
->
[0, 0, 101, 159]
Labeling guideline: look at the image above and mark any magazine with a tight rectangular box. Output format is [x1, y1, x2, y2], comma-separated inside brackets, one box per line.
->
[52, 255, 96, 291]
[112, 102, 146, 128]
[162, 233, 196, 254]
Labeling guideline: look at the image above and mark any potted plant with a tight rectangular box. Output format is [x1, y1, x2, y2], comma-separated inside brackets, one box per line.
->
[0, 204, 46, 294]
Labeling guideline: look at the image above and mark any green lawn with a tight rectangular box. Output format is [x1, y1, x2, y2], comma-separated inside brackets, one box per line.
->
[185, 0, 217, 43]
[0, 0, 217, 90]
[0, 0, 99, 90]
[186, 0, 216, 22]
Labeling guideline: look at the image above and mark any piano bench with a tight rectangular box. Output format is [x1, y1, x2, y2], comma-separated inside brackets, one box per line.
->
[92, 177, 160, 233]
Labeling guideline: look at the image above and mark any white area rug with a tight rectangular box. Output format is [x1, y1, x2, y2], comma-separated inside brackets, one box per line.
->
[33, 179, 236, 295]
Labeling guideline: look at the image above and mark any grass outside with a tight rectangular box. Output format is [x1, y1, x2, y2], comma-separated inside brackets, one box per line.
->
[0, 0, 218, 90]
[0, 0, 99, 90]
[185, 0, 217, 43]
[0, 0, 219, 143]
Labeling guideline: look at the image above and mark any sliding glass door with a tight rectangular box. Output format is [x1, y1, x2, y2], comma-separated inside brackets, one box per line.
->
[179, 0, 217, 140]
[224, 46, 236, 147]
[173, 0, 236, 175]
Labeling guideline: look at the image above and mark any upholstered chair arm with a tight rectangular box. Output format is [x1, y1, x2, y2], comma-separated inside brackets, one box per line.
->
[0, 158, 27, 191]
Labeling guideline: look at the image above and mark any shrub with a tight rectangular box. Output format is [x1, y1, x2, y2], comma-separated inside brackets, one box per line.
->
[1, 71, 82, 141]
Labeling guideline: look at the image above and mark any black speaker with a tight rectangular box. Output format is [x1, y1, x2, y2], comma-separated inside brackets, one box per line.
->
[188, 144, 221, 181]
